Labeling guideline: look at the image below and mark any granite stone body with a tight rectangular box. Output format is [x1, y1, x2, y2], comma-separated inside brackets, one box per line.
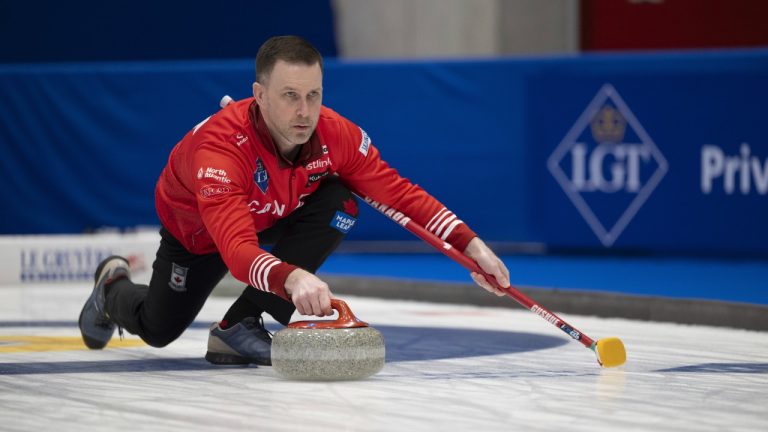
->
[272, 326, 385, 381]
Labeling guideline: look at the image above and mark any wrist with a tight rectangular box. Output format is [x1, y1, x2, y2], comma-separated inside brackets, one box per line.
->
[269, 263, 300, 301]
[463, 237, 483, 257]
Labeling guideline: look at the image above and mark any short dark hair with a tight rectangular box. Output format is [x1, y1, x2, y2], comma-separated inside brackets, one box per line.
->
[255, 35, 323, 84]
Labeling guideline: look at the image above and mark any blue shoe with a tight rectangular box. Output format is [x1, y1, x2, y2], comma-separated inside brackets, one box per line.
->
[78, 256, 130, 349]
[205, 317, 272, 366]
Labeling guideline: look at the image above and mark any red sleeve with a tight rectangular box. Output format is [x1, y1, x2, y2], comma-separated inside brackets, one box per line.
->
[331, 117, 477, 251]
[192, 143, 297, 300]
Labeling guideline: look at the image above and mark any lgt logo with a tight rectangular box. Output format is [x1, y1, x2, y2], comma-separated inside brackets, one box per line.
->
[547, 84, 668, 247]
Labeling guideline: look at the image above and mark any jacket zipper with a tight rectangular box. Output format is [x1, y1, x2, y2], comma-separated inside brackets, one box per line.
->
[288, 166, 296, 212]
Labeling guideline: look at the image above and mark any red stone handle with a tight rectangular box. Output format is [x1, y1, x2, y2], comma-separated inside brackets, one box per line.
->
[287, 298, 369, 329]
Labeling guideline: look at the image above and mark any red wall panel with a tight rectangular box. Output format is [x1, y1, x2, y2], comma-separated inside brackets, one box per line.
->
[581, 0, 768, 50]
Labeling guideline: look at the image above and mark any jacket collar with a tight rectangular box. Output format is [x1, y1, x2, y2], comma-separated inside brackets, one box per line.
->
[249, 100, 325, 168]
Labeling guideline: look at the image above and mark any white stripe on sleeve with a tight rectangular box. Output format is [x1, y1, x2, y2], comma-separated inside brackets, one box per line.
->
[249, 255, 273, 288]
[250, 254, 280, 291]
[440, 219, 463, 240]
[260, 260, 281, 292]
[434, 214, 457, 237]
[426, 208, 448, 231]
[255, 256, 279, 291]
[428, 209, 451, 233]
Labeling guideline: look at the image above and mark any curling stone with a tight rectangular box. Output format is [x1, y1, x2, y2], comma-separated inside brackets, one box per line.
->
[272, 299, 385, 381]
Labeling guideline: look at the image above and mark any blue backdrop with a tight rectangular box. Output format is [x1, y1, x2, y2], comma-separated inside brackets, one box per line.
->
[1, 50, 767, 256]
[0, 1, 337, 62]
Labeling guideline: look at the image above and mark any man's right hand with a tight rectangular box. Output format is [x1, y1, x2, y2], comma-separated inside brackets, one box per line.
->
[283, 268, 333, 316]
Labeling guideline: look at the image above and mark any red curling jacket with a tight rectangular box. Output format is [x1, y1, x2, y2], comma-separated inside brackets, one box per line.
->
[155, 98, 477, 300]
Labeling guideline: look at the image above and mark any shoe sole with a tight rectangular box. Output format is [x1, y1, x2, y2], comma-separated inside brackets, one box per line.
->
[204, 351, 271, 366]
[78, 256, 130, 350]
[79, 306, 108, 349]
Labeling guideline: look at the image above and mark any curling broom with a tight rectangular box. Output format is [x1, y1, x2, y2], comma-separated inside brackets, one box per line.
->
[361, 197, 627, 368]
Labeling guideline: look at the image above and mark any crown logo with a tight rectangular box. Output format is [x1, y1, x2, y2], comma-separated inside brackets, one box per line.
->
[590, 105, 626, 144]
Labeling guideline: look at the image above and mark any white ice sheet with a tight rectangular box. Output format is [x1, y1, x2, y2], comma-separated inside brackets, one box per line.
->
[1, 284, 766, 431]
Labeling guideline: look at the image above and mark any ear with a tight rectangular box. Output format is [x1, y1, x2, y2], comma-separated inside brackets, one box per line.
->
[252, 82, 264, 104]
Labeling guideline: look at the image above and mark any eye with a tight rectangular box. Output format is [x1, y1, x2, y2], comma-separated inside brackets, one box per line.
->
[284, 91, 298, 99]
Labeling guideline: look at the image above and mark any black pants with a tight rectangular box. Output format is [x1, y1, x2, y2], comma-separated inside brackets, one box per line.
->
[104, 178, 357, 348]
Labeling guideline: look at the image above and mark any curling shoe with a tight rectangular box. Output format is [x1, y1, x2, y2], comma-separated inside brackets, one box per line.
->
[78, 256, 130, 349]
[205, 317, 273, 366]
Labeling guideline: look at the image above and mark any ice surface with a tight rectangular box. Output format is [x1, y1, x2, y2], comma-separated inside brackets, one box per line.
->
[1, 284, 766, 431]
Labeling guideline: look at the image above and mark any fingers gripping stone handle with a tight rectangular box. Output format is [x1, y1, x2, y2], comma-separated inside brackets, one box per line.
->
[287, 299, 369, 329]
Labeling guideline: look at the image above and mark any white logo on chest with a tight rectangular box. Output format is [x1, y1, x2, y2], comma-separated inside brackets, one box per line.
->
[306, 158, 331, 170]
[247, 200, 286, 216]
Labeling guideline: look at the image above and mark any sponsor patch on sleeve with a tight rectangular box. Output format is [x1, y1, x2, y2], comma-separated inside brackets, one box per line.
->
[199, 184, 231, 199]
[330, 211, 357, 234]
[358, 127, 371, 157]
[201, 167, 231, 183]
[228, 131, 249, 147]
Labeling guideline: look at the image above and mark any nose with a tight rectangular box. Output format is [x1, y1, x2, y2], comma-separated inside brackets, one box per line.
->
[296, 97, 308, 118]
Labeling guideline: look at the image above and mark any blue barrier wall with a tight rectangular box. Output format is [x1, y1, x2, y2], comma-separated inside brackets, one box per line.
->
[1, 50, 767, 256]
[526, 51, 768, 255]
[0, 1, 337, 62]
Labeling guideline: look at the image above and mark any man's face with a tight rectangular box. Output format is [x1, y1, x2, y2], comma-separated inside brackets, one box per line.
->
[253, 60, 323, 150]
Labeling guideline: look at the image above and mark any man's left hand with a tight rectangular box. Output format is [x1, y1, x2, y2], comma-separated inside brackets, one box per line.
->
[463, 237, 510, 296]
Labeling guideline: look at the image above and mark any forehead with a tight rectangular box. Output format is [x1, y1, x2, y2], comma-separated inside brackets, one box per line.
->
[267, 60, 322, 89]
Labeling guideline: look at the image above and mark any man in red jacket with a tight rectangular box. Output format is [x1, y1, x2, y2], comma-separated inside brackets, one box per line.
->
[79, 35, 510, 365]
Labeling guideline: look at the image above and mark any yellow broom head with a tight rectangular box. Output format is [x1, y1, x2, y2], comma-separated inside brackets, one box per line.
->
[596, 337, 627, 368]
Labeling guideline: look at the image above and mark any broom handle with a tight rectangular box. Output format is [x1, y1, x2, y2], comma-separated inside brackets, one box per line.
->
[360, 196, 596, 349]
